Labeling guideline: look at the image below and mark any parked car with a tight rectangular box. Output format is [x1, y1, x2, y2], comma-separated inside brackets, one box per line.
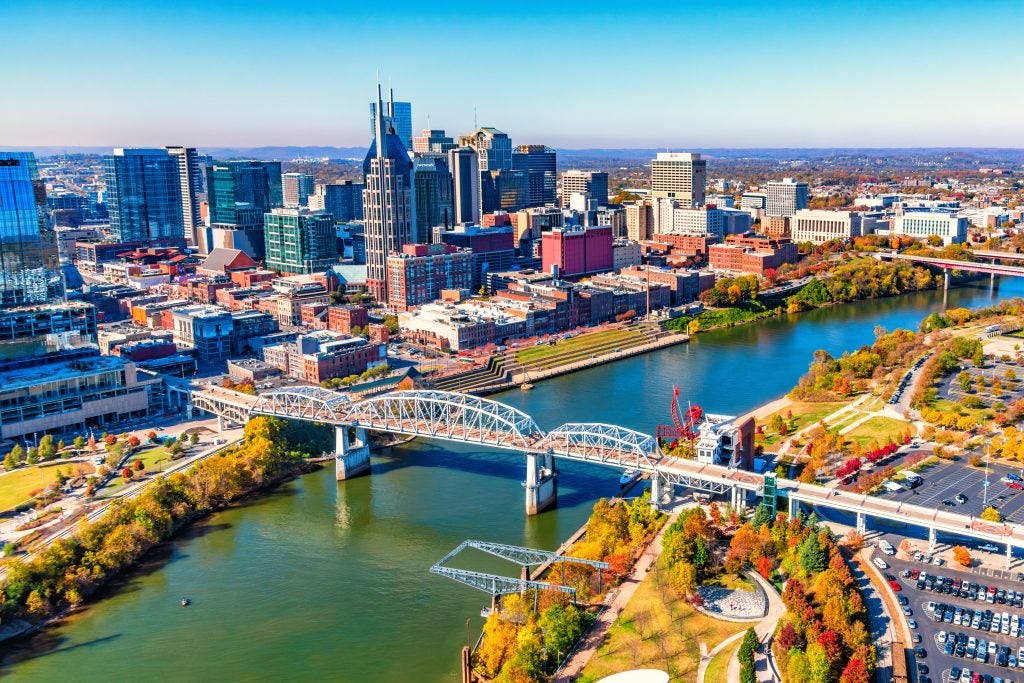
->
[979, 543, 1000, 552]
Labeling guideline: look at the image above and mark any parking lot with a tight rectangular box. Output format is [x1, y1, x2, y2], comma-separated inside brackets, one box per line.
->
[936, 358, 1023, 410]
[876, 550, 1024, 683]
[875, 458, 1024, 527]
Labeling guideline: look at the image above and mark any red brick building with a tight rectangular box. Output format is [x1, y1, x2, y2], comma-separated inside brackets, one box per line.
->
[708, 235, 799, 276]
[327, 305, 370, 334]
[541, 226, 613, 278]
[386, 244, 473, 311]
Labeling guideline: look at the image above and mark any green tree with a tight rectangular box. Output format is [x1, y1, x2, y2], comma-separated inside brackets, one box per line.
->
[798, 532, 828, 573]
[750, 503, 773, 529]
[382, 315, 400, 334]
[958, 371, 974, 392]
[26, 447, 39, 465]
[73, 436, 86, 450]
[190, 432, 199, 445]
[973, 348, 986, 368]
[10, 443, 25, 463]
[4, 451, 18, 470]
[37, 434, 57, 461]
[768, 414, 786, 434]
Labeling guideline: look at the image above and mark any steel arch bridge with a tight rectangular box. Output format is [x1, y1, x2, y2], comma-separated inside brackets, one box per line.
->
[251, 386, 352, 422]
[344, 390, 543, 450]
[535, 423, 661, 471]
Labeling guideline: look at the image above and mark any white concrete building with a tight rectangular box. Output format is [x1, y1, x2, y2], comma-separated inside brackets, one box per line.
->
[892, 211, 968, 244]
[765, 178, 809, 217]
[790, 209, 864, 244]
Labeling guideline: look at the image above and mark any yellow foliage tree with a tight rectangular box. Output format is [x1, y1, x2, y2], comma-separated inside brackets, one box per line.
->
[952, 545, 972, 567]
[981, 507, 1003, 523]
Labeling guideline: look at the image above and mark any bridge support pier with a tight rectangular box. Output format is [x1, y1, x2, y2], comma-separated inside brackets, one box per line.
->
[943, 269, 951, 290]
[524, 451, 557, 516]
[216, 414, 224, 433]
[856, 511, 866, 534]
[650, 474, 662, 511]
[928, 526, 937, 554]
[1007, 544, 1013, 570]
[335, 426, 371, 480]
[787, 496, 796, 520]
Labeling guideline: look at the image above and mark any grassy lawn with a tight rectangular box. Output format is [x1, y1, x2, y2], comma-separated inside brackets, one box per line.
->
[931, 398, 992, 422]
[762, 400, 850, 437]
[703, 573, 755, 592]
[578, 559, 749, 682]
[514, 328, 646, 367]
[704, 637, 742, 683]
[845, 415, 912, 446]
[0, 462, 89, 512]
[129, 445, 171, 471]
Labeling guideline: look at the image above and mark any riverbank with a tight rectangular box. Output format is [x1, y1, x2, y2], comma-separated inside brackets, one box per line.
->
[0, 417, 328, 643]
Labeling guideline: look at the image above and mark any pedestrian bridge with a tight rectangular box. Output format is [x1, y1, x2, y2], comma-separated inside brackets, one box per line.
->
[190, 385, 1024, 563]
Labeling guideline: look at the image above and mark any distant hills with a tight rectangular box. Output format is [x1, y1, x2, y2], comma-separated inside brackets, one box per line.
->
[3, 145, 1023, 165]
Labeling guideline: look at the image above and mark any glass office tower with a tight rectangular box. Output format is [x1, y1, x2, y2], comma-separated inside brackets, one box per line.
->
[0, 152, 61, 306]
[102, 148, 184, 242]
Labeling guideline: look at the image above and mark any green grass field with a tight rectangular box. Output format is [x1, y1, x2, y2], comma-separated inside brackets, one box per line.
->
[129, 446, 171, 471]
[0, 462, 86, 512]
[704, 637, 743, 683]
[845, 415, 912, 446]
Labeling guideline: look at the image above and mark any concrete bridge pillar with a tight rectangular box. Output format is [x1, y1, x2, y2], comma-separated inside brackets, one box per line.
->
[336, 425, 371, 480]
[1007, 544, 1013, 570]
[217, 414, 224, 433]
[650, 474, 662, 511]
[928, 526, 937, 554]
[788, 496, 796, 520]
[524, 451, 557, 516]
[856, 511, 866, 534]
[943, 269, 951, 290]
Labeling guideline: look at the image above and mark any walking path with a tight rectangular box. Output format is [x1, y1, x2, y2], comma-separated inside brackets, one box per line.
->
[724, 571, 787, 683]
[553, 511, 679, 683]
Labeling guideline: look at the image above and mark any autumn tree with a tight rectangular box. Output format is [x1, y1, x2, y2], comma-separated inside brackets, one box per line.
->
[37, 435, 57, 461]
[981, 506, 1003, 522]
[952, 545, 972, 567]
[127, 435, 141, 449]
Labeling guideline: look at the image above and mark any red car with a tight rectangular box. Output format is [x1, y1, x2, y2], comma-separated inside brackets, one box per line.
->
[910, 569, 920, 579]
[889, 580, 902, 591]
[1009, 481, 1024, 490]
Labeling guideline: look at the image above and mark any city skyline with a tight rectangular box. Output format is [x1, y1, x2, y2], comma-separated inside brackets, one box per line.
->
[4, 0, 1024, 149]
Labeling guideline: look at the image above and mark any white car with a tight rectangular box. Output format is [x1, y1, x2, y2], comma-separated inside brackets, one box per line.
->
[978, 543, 1000, 552]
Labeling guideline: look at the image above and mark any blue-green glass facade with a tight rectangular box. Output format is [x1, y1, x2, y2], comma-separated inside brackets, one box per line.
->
[102, 148, 184, 242]
[0, 152, 61, 306]
[207, 161, 283, 224]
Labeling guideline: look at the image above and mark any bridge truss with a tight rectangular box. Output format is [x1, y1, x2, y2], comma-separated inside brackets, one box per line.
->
[535, 423, 661, 471]
[430, 540, 609, 601]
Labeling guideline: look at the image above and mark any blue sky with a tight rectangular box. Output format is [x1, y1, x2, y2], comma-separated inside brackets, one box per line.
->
[3, 0, 1023, 148]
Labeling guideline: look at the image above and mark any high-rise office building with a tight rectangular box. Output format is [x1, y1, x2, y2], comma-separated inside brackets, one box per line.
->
[512, 145, 557, 207]
[308, 181, 364, 222]
[282, 172, 315, 208]
[204, 160, 283, 258]
[481, 170, 529, 214]
[103, 148, 184, 242]
[650, 152, 706, 207]
[207, 160, 283, 223]
[560, 170, 609, 208]
[449, 147, 481, 225]
[765, 178, 809, 217]
[370, 99, 413, 152]
[412, 129, 455, 156]
[363, 86, 415, 302]
[264, 208, 339, 275]
[458, 128, 512, 171]
[413, 157, 454, 243]
[165, 146, 203, 246]
[0, 152, 61, 306]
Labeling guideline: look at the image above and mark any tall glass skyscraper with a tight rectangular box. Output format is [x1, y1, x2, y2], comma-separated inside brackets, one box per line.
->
[363, 87, 414, 303]
[103, 148, 185, 242]
[369, 99, 412, 153]
[206, 161, 283, 223]
[0, 152, 61, 306]
[512, 144, 557, 207]
[413, 157, 454, 244]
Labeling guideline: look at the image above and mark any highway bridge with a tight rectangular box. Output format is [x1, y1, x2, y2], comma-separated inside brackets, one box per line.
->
[191, 385, 1024, 564]
[877, 251, 1024, 287]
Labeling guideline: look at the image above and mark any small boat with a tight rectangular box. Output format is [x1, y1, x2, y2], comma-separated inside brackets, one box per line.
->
[521, 382, 534, 391]
[619, 469, 641, 487]
[181, 597, 191, 607]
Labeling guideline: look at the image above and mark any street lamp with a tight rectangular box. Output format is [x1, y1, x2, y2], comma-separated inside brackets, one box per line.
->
[983, 443, 991, 507]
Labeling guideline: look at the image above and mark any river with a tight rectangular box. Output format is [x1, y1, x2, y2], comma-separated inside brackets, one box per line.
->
[3, 279, 1023, 681]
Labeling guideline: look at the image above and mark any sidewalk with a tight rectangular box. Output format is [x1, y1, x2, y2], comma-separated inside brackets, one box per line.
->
[553, 512, 679, 683]
[724, 571, 787, 683]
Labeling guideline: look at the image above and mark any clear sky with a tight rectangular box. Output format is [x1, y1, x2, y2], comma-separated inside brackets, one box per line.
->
[4, 0, 1023, 149]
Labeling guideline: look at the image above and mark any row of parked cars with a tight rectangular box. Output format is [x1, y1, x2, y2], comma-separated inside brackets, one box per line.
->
[910, 571, 1024, 607]
[940, 628, 1024, 666]
[930, 602, 1024, 639]
[949, 668, 1020, 683]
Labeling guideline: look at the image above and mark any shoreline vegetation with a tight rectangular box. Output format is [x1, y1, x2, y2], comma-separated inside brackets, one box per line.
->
[0, 416, 332, 640]
[667, 256, 946, 335]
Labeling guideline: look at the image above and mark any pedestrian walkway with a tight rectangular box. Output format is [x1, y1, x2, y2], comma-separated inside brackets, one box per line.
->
[725, 571, 787, 683]
[553, 511, 679, 683]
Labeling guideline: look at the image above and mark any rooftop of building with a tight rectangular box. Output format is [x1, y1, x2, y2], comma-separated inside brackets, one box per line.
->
[171, 304, 233, 320]
[0, 300, 95, 316]
[0, 354, 135, 391]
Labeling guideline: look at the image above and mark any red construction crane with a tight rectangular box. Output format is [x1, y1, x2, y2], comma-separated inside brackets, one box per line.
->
[656, 385, 703, 450]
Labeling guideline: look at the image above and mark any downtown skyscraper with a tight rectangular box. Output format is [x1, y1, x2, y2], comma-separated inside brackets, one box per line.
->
[0, 152, 61, 306]
[103, 148, 185, 243]
[362, 86, 414, 303]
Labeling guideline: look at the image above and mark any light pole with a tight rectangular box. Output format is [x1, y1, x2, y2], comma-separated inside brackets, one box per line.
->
[983, 444, 991, 507]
